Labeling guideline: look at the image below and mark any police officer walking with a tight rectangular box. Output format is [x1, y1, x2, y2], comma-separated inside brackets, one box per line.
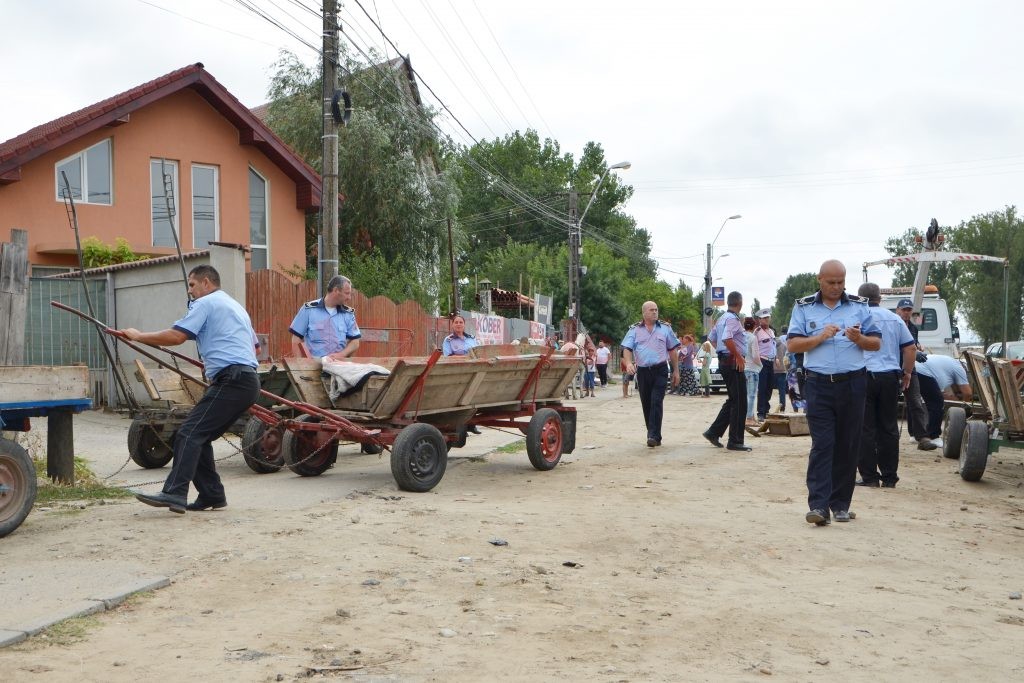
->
[786, 260, 881, 526]
[702, 291, 750, 451]
[621, 301, 680, 447]
[855, 283, 916, 489]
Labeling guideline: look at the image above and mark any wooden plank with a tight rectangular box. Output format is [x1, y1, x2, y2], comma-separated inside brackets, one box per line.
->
[0, 366, 90, 403]
[133, 359, 162, 401]
[990, 358, 1024, 431]
[964, 351, 998, 418]
[282, 357, 331, 407]
[0, 229, 28, 365]
[457, 371, 488, 406]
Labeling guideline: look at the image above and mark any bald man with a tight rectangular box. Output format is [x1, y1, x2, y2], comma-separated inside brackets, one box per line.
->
[787, 260, 881, 526]
[621, 301, 680, 447]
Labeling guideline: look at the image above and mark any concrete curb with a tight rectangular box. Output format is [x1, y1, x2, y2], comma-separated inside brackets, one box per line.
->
[0, 575, 170, 649]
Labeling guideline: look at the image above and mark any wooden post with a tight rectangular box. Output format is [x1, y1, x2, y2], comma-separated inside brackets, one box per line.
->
[47, 409, 75, 484]
[0, 229, 28, 365]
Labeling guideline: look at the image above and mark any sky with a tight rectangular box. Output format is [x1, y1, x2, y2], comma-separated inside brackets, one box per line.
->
[3, 0, 1023, 315]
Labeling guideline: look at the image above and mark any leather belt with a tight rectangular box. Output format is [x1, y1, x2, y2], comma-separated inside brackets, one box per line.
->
[804, 368, 866, 383]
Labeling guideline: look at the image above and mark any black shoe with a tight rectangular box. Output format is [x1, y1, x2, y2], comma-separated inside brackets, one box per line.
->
[468, 425, 482, 435]
[806, 509, 830, 526]
[881, 482, 897, 488]
[647, 438, 657, 448]
[833, 509, 854, 523]
[701, 431, 724, 448]
[856, 479, 880, 487]
[186, 497, 228, 511]
[726, 443, 752, 452]
[135, 491, 186, 514]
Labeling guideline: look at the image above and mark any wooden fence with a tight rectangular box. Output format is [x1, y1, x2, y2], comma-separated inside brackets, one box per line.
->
[245, 269, 448, 360]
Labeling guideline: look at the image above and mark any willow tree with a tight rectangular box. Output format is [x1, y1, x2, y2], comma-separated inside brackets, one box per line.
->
[263, 50, 458, 309]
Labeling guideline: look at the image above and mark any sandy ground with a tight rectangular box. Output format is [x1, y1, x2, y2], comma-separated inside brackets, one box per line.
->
[1, 387, 1023, 682]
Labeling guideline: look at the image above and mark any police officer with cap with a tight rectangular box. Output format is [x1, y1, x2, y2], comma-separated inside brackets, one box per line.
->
[786, 260, 881, 526]
[289, 275, 361, 360]
[894, 298, 935, 450]
[855, 283, 916, 488]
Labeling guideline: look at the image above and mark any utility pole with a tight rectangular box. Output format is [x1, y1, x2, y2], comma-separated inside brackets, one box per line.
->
[703, 242, 713, 335]
[567, 191, 579, 339]
[447, 217, 460, 314]
[319, 0, 340, 297]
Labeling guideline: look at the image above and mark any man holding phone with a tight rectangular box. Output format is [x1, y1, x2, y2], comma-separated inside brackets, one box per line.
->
[786, 260, 881, 526]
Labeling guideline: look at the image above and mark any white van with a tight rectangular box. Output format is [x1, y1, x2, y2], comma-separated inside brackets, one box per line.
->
[879, 291, 958, 358]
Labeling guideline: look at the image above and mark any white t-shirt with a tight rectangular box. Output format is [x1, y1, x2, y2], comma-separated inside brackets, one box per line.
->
[595, 347, 611, 364]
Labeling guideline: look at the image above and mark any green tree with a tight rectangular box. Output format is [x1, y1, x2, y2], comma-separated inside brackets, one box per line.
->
[947, 206, 1024, 345]
[264, 50, 458, 307]
[773, 273, 820, 330]
[81, 237, 143, 268]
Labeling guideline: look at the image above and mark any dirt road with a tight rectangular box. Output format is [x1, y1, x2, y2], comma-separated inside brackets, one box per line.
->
[1, 389, 1022, 681]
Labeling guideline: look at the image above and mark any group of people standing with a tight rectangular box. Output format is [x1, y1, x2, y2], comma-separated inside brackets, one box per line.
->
[623, 258, 965, 528]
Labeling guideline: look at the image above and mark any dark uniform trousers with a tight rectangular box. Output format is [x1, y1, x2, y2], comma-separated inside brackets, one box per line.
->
[916, 373, 945, 439]
[636, 362, 668, 442]
[904, 371, 929, 440]
[757, 361, 775, 419]
[708, 353, 746, 446]
[858, 370, 901, 486]
[805, 371, 867, 513]
[164, 365, 261, 500]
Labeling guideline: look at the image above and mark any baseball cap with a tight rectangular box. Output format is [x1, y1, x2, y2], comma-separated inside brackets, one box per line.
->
[897, 298, 913, 309]
[755, 308, 771, 318]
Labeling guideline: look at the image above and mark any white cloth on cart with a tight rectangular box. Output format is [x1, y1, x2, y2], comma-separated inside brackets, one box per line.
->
[321, 358, 390, 400]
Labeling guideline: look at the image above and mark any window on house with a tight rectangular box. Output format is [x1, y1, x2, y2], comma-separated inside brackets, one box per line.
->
[192, 164, 219, 248]
[55, 139, 112, 204]
[151, 159, 179, 247]
[249, 167, 269, 270]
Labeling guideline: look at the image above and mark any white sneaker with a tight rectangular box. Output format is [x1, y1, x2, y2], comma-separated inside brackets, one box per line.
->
[931, 437, 943, 449]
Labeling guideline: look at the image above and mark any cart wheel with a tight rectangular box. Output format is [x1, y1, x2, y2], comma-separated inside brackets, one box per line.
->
[241, 417, 285, 474]
[0, 437, 36, 538]
[361, 442, 383, 454]
[282, 415, 338, 477]
[127, 416, 174, 469]
[390, 423, 447, 492]
[526, 408, 563, 471]
[943, 407, 967, 460]
[959, 420, 989, 482]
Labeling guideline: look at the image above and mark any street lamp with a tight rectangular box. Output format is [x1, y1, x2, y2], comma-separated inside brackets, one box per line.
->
[703, 215, 741, 335]
[569, 160, 631, 334]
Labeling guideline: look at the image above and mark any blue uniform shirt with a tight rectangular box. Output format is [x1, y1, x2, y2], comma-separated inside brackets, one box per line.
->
[289, 298, 361, 358]
[621, 320, 680, 367]
[787, 291, 881, 373]
[173, 290, 258, 381]
[915, 354, 968, 390]
[710, 311, 744, 355]
[442, 333, 478, 356]
[863, 305, 915, 372]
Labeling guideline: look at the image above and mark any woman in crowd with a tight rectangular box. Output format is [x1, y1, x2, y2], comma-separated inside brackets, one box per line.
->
[742, 317, 762, 426]
[673, 334, 700, 396]
[698, 340, 715, 397]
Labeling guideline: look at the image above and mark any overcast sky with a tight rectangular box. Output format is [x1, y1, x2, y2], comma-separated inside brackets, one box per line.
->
[3, 0, 1022, 314]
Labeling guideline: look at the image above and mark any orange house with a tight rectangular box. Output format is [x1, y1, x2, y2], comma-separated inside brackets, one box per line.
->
[0, 63, 320, 273]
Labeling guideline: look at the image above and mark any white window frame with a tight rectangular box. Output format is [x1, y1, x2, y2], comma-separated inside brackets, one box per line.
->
[54, 138, 112, 205]
[249, 166, 270, 270]
[191, 163, 220, 248]
[150, 159, 180, 247]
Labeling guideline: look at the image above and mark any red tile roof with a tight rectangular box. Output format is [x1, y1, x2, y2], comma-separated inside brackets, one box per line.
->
[0, 63, 322, 209]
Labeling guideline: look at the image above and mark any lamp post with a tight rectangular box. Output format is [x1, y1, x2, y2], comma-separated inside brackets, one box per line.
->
[569, 160, 631, 335]
[703, 214, 741, 335]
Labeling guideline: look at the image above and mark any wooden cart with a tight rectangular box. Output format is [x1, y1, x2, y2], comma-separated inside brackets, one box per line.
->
[243, 346, 581, 492]
[0, 366, 92, 538]
[943, 350, 1024, 481]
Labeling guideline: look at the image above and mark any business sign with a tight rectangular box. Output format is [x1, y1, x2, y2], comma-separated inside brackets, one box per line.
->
[470, 312, 506, 346]
[712, 286, 725, 306]
[529, 321, 546, 345]
[534, 293, 553, 326]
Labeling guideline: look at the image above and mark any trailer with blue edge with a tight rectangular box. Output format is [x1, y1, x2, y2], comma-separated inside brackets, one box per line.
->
[0, 365, 92, 538]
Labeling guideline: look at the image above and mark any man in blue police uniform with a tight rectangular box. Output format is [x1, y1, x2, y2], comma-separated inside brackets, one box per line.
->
[855, 283, 916, 489]
[703, 291, 750, 451]
[289, 275, 361, 359]
[122, 265, 261, 513]
[786, 260, 881, 526]
[621, 301, 680, 447]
